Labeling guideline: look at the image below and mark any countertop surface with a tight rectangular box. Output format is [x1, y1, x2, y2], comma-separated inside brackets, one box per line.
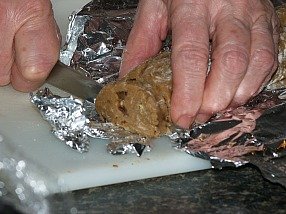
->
[47, 166, 286, 213]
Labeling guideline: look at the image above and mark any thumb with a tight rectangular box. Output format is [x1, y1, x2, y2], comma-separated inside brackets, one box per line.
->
[11, 1, 61, 92]
[119, 0, 168, 77]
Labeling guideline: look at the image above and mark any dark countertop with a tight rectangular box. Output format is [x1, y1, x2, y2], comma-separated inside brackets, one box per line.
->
[48, 165, 286, 213]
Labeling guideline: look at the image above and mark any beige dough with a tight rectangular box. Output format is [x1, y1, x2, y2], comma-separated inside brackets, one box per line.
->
[96, 51, 172, 137]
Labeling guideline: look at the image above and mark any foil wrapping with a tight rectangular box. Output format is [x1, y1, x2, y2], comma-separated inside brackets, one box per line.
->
[93, 122, 151, 156]
[60, 0, 138, 84]
[170, 89, 286, 187]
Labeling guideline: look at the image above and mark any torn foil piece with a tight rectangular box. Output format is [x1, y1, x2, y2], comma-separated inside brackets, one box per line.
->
[90, 122, 151, 156]
[60, 13, 89, 66]
[169, 89, 286, 187]
[170, 90, 284, 163]
[30, 88, 90, 153]
[31, 88, 150, 155]
[107, 142, 149, 156]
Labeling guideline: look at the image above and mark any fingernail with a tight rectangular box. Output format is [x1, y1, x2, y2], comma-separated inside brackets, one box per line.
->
[175, 115, 194, 129]
[195, 113, 211, 124]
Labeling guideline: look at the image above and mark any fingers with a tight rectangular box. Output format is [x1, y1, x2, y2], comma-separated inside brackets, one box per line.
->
[11, 0, 61, 92]
[0, 5, 16, 86]
[119, 0, 168, 77]
[170, 0, 210, 128]
[199, 13, 251, 117]
[232, 15, 276, 105]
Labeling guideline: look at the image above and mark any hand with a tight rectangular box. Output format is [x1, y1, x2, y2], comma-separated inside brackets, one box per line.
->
[120, 0, 279, 128]
[0, 0, 61, 92]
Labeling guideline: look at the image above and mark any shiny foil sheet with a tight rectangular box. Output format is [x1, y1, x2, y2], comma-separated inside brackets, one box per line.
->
[31, 88, 91, 153]
[59, 0, 286, 187]
[170, 89, 286, 187]
[60, 0, 138, 84]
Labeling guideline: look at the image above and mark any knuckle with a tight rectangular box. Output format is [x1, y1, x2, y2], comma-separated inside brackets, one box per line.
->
[25, 0, 52, 17]
[252, 48, 274, 73]
[173, 44, 209, 76]
[170, 2, 206, 26]
[13, 0, 53, 24]
[221, 48, 249, 79]
[170, 3, 190, 25]
[0, 0, 52, 25]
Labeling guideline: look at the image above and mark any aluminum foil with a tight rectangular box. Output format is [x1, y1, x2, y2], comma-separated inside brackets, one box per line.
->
[60, 0, 138, 84]
[31, 88, 91, 153]
[30, 88, 151, 156]
[169, 89, 286, 187]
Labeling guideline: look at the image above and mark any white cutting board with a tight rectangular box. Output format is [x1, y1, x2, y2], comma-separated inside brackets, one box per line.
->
[0, 0, 211, 194]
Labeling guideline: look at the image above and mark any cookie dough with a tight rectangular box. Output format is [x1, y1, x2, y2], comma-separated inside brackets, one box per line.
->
[95, 51, 172, 137]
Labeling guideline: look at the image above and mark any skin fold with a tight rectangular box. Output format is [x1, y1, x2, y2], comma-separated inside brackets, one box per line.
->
[120, 0, 279, 128]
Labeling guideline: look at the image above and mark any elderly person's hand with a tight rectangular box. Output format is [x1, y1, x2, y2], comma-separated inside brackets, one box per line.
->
[0, 0, 60, 92]
[120, 0, 279, 128]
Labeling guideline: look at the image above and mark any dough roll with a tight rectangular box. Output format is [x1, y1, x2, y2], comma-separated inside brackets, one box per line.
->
[95, 51, 172, 137]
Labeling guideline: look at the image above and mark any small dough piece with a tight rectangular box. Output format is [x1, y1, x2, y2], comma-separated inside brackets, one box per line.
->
[95, 51, 172, 137]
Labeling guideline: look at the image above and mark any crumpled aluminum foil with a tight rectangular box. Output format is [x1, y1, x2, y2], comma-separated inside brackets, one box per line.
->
[93, 123, 151, 156]
[56, 0, 286, 187]
[60, 0, 137, 84]
[169, 89, 286, 187]
[30, 88, 151, 156]
[31, 88, 92, 153]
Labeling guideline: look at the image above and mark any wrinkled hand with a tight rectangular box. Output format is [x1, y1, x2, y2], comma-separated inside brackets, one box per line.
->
[0, 0, 60, 92]
[120, 0, 279, 128]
